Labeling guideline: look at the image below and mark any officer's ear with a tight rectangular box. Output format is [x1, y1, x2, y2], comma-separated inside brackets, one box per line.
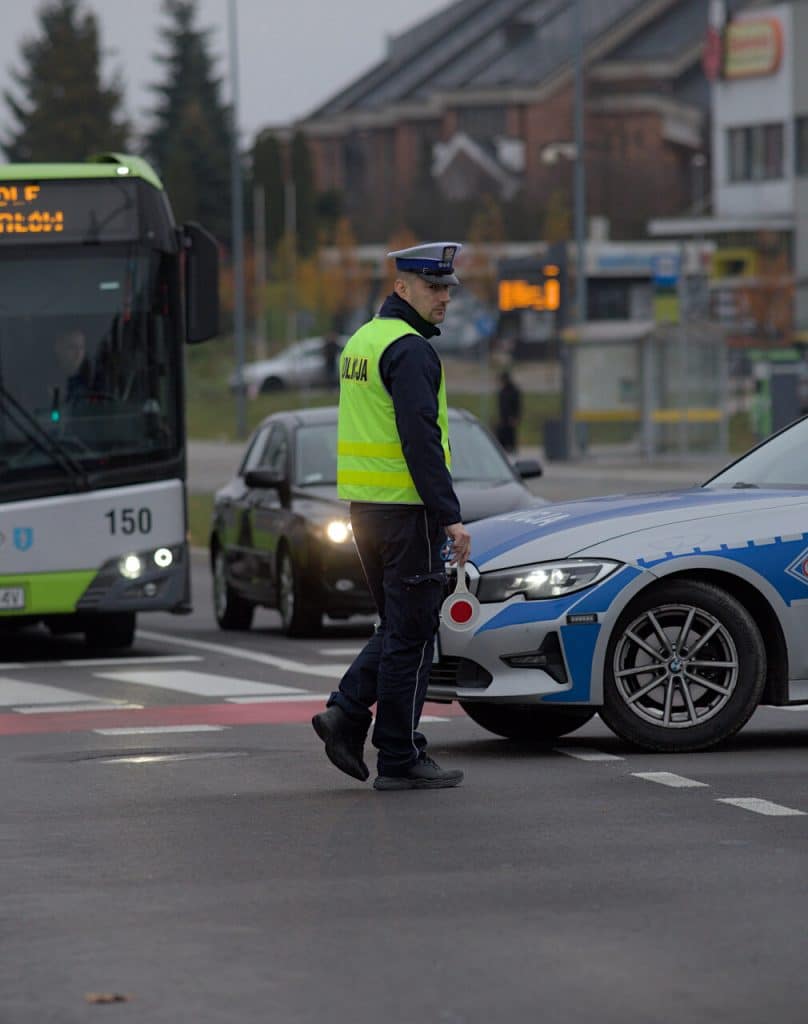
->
[393, 276, 409, 301]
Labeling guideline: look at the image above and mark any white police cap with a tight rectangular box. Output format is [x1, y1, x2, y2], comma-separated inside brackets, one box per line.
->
[387, 241, 463, 285]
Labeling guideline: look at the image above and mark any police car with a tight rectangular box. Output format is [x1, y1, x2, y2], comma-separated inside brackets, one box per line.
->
[429, 415, 808, 752]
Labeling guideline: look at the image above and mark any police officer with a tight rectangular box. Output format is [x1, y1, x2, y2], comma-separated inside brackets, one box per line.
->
[312, 242, 471, 791]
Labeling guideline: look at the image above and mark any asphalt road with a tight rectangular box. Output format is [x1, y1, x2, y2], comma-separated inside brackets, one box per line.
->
[4, 459, 808, 1024]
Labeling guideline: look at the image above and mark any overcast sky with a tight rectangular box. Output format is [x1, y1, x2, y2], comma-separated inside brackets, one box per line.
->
[0, 0, 448, 146]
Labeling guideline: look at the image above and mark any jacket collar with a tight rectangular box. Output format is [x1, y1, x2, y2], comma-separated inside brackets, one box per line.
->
[378, 293, 441, 339]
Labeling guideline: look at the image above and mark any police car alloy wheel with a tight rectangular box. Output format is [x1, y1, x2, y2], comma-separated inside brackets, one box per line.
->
[213, 546, 254, 631]
[601, 581, 766, 752]
[459, 703, 595, 741]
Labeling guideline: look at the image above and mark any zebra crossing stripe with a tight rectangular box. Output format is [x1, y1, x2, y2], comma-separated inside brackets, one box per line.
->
[716, 797, 806, 817]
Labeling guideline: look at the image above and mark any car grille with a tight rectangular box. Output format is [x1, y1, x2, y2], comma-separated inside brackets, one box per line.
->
[429, 657, 492, 689]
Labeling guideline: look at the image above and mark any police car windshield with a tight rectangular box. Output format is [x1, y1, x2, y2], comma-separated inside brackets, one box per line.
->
[704, 415, 808, 489]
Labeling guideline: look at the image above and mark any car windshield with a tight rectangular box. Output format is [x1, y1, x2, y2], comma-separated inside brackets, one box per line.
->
[705, 415, 808, 489]
[293, 416, 515, 487]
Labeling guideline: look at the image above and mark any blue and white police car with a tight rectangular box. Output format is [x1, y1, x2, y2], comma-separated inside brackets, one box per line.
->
[429, 416, 808, 752]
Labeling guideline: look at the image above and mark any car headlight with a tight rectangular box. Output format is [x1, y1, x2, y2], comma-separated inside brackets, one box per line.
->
[477, 559, 621, 602]
[325, 519, 352, 544]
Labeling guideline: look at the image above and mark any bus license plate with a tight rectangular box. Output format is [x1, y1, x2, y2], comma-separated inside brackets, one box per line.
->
[0, 587, 25, 610]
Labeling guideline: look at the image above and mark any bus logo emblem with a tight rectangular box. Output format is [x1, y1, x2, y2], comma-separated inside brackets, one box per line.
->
[13, 527, 33, 552]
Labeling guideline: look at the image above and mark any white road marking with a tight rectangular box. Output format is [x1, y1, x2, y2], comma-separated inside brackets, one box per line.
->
[93, 725, 228, 736]
[420, 715, 451, 723]
[632, 772, 709, 789]
[0, 655, 201, 671]
[554, 747, 624, 762]
[319, 647, 362, 657]
[97, 751, 249, 765]
[226, 694, 331, 703]
[137, 629, 350, 679]
[13, 702, 143, 715]
[716, 797, 806, 817]
[94, 669, 306, 699]
[0, 678, 127, 709]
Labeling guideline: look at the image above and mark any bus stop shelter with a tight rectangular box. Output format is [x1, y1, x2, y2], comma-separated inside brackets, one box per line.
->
[558, 320, 729, 459]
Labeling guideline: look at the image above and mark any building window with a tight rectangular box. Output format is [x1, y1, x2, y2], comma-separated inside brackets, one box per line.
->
[797, 117, 808, 176]
[727, 123, 784, 182]
[455, 106, 507, 140]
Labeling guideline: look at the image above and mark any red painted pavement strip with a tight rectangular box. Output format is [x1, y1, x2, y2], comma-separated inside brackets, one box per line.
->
[0, 700, 465, 736]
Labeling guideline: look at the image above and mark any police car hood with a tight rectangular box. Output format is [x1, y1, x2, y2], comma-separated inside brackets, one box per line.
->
[470, 488, 808, 571]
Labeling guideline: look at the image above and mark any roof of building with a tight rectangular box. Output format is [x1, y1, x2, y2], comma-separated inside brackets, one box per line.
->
[305, 0, 712, 124]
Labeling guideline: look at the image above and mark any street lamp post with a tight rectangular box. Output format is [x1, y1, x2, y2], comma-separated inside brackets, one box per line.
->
[228, 0, 247, 439]
[567, 0, 587, 461]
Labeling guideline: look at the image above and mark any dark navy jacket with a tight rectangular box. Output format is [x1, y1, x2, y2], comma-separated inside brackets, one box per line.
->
[354, 293, 462, 527]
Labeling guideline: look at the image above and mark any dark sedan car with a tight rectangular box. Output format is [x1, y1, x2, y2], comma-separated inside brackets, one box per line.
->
[210, 406, 545, 636]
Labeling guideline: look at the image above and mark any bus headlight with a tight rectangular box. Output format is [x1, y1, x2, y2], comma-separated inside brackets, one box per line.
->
[153, 547, 174, 568]
[119, 554, 144, 580]
[326, 520, 351, 544]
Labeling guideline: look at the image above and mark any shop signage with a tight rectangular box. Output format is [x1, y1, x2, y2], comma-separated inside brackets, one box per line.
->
[724, 16, 783, 80]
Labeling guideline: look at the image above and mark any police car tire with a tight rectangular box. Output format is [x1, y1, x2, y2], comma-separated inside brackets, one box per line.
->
[601, 580, 766, 753]
[459, 702, 595, 740]
[277, 546, 322, 637]
[85, 612, 135, 649]
[213, 546, 254, 631]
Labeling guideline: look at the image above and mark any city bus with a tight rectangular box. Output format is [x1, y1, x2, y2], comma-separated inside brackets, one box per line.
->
[0, 153, 218, 648]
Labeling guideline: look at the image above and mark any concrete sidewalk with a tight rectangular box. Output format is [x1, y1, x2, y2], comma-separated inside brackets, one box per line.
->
[187, 439, 729, 502]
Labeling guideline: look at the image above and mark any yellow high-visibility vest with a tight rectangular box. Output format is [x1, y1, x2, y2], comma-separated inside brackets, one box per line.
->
[337, 316, 450, 504]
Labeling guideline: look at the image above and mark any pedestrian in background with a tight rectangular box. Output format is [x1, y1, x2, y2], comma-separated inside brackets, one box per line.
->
[321, 328, 341, 389]
[312, 241, 470, 791]
[495, 368, 522, 453]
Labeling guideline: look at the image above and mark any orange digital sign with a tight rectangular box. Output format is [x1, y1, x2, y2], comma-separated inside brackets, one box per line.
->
[724, 16, 783, 80]
[0, 184, 65, 235]
[498, 266, 561, 313]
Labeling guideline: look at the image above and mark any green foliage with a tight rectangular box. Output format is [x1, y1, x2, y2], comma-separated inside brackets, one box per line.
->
[144, 0, 232, 245]
[2, 0, 129, 162]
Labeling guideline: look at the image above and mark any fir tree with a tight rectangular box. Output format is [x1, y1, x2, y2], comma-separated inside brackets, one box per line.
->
[2, 0, 129, 162]
[251, 130, 285, 250]
[145, 0, 232, 245]
[290, 131, 317, 257]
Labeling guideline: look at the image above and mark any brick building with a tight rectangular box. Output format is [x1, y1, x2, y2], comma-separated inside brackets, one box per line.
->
[294, 0, 744, 243]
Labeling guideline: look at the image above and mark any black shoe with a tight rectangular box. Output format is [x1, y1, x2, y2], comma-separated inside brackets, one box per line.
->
[312, 706, 369, 782]
[373, 755, 463, 791]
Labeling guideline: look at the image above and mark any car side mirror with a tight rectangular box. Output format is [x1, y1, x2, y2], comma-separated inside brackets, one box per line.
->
[244, 468, 285, 490]
[513, 458, 543, 480]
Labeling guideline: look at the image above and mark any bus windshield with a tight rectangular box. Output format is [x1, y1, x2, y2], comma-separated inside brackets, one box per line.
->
[0, 243, 181, 489]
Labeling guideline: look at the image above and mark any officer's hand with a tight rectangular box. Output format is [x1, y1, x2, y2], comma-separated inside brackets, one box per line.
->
[445, 522, 471, 566]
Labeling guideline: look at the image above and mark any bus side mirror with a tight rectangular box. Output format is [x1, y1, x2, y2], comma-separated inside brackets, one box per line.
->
[184, 222, 219, 343]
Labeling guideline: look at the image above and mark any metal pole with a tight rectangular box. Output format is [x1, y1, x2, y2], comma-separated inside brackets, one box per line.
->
[253, 184, 268, 359]
[228, 0, 247, 439]
[285, 179, 297, 346]
[566, 0, 587, 461]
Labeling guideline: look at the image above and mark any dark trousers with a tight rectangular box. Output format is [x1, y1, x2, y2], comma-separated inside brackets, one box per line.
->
[328, 504, 445, 775]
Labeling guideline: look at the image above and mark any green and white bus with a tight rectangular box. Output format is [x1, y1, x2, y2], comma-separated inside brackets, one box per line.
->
[0, 153, 218, 648]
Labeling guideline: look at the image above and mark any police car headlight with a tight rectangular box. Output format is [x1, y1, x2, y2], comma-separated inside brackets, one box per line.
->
[119, 554, 144, 580]
[325, 519, 352, 544]
[477, 559, 621, 602]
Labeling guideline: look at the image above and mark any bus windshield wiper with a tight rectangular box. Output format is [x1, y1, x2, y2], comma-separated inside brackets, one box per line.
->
[0, 383, 90, 491]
